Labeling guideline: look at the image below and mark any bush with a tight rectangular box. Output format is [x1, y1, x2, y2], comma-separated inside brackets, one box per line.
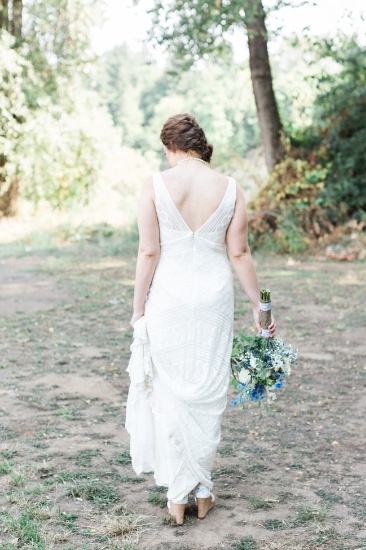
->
[312, 34, 366, 219]
[249, 139, 332, 254]
[249, 34, 366, 254]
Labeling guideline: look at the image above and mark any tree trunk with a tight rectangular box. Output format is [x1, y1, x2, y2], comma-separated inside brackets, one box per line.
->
[0, 0, 9, 30]
[244, 0, 283, 171]
[12, 0, 22, 38]
[0, 177, 19, 217]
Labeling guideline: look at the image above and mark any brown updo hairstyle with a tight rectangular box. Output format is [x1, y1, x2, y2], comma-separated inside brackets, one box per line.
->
[160, 113, 213, 163]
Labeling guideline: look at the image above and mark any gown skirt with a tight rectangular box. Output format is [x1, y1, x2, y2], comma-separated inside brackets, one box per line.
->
[125, 172, 237, 501]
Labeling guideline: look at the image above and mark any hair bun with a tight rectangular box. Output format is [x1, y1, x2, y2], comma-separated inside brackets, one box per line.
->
[160, 113, 213, 163]
[202, 143, 213, 163]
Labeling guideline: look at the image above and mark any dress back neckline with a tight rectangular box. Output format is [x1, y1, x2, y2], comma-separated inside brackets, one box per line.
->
[157, 172, 233, 235]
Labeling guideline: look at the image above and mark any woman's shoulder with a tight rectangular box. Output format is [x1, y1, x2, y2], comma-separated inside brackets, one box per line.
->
[140, 175, 155, 198]
[206, 167, 235, 183]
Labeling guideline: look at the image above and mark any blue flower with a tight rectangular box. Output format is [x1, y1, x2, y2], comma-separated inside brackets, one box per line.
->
[250, 384, 265, 401]
[275, 380, 283, 389]
[231, 399, 237, 406]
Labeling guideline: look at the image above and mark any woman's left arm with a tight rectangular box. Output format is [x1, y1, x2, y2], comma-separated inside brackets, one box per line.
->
[130, 177, 160, 327]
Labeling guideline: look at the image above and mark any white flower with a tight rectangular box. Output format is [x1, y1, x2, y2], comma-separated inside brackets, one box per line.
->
[238, 369, 251, 385]
[249, 354, 257, 370]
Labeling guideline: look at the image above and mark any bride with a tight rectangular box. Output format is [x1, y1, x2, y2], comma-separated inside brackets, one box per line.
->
[125, 113, 275, 525]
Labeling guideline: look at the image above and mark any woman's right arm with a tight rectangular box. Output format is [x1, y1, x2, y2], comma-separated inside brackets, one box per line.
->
[226, 182, 275, 337]
[130, 176, 160, 327]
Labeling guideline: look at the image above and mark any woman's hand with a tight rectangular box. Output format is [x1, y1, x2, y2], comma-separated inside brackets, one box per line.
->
[253, 307, 276, 337]
[130, 310, 144, 328]
[267, 316, 276, 338]
[252, 307, 261, 334]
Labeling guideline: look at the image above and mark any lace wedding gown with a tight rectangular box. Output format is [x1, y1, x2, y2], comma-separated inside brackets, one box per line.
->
[125, 172, 237, 501]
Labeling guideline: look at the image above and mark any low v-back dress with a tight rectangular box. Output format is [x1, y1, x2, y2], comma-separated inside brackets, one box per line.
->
[125, 172, 237, 501]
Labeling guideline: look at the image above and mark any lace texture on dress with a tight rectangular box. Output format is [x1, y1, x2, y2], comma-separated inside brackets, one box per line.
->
[126, 172, 237, 495]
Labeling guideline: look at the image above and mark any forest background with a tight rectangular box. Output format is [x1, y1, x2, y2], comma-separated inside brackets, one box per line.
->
[0, 0, 365, 256]
[1, 3, 366, 548]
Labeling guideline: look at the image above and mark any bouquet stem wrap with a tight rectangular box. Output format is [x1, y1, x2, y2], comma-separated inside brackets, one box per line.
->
[260, 288, 271, 338]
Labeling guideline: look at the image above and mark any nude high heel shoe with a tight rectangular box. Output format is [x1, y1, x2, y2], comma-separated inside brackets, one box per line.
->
[196, 495, 215, 519]
[167, 500, 186, 525]
[194, 484, 215, 519]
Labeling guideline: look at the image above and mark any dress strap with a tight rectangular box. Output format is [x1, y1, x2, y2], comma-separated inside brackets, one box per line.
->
[228, 177, 237, 203]
[201, 176, 236, 234]
[152, 172, 162, 199]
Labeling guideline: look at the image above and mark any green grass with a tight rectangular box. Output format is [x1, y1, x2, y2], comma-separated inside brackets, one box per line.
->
[0, 462, 12, 476]
[66, 480, 119, 506]
[350, 495, 366, 520]
[247, 464, 269, 473]
[309, 526, 339, 545]
[75, 449, 101, 467]
[290, 462, 304, 469]
[217, 444, 236, 457]
[216, 503, 234, 510]
[110, 450, 132, 466]
[241, 495, 272, 509]
[261, 518, 288, 530]
[55, 470, 95, 483]
[22, 504, 51, 521]
[147, 491, 168, 508]
[231, 536, 259, 550]
[57, 508, 78, 531]
[9, 472, 25, 487]
[24, 485, 46, 497]
[212, 466, 239, 479]
[37, 466, 55, 479]
[0, 426, 17, 440]
[55, 408, 82, 420]
[149, 485, 166, 493]
[292, 505, 327, 525]
[116, 475, 146, 483]
[1, 450, 17, 460]
[0, 511, 45, 548]
[162, 514, 176, 525]
[107, 544, 138, 550]
[316, 489, 343, 504]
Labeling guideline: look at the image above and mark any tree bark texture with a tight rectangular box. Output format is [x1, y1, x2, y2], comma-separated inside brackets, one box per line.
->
[0, 177, 19, 217]
[244, 0, 283, 171]
[0, 0, 9, 30]
[12, 0, 22, 38]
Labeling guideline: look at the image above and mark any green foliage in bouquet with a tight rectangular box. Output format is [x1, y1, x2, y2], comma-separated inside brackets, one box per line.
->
[231, 288, 297, 408]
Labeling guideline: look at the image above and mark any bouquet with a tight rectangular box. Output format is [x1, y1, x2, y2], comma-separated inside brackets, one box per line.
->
[231, 289, 298, 408]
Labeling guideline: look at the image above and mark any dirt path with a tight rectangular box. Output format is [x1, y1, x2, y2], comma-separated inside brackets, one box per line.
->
[0, 238, 365, 550]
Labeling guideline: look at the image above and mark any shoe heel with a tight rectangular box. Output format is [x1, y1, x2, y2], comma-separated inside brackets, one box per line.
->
[168, 502, 186, 525]
[197, 496, 214, 519]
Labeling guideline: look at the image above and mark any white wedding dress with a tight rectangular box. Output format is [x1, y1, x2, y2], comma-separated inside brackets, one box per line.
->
[125, 172, 237, 501]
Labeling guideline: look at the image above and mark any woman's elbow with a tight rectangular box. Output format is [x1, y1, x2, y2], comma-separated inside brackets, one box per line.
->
[138, 245, 160, 258]
[228, 245, 250, 260]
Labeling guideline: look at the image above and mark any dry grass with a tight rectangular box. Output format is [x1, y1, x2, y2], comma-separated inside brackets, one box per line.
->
[260, 543, 304, 550]
[90, 503, 152, 544]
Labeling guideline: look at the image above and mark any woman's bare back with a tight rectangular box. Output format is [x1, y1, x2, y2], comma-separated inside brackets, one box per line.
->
[158, 163, 230, 234]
